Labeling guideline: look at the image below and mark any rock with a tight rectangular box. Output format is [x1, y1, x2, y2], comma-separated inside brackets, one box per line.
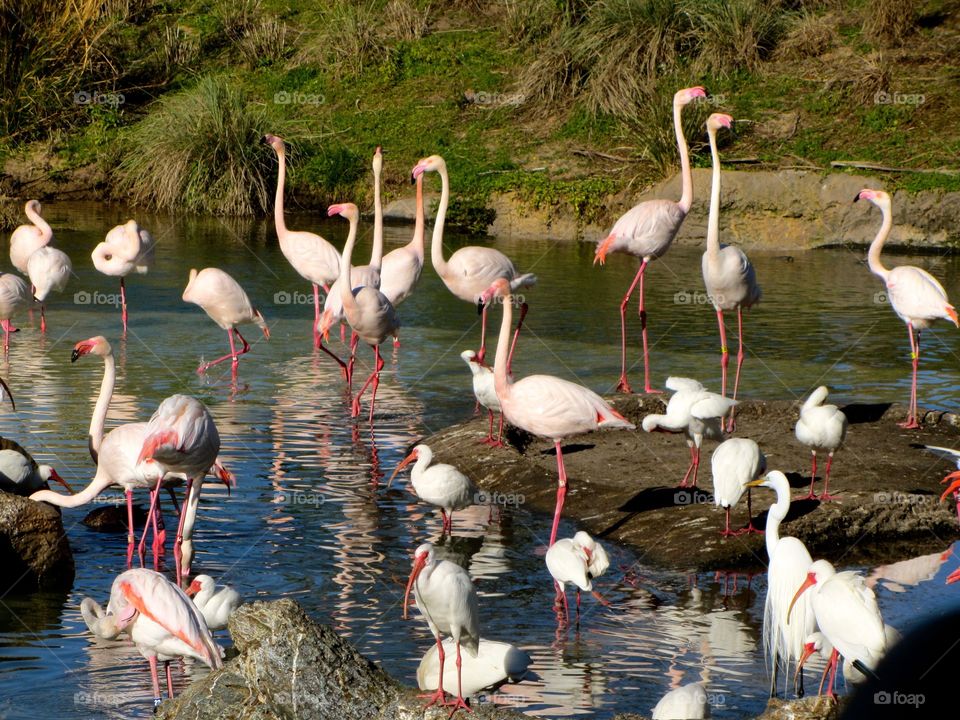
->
[755, 696, 841, 719]
[157, 599, 528, 720]
[0, 490, 74, 591]
[82, 503, 149, 532]
[383, 194, 438, 221]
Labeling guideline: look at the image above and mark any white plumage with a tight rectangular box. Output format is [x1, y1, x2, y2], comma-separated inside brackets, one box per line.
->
[186, 574, 242, 632]
[795, 386, 848, 500]
[545, 531, 610, 615]
[389, 444, 477, 533]
[416, 638, 531, 697]
[710, 438, 766, 536]
[651, 682, 710, 719]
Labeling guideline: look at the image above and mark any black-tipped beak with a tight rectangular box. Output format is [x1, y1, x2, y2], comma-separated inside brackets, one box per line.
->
[410, 172, 416, 185]
[71, 349, 81, 363]
[853, 193, 861, 202]
[477, 299, 485, 315]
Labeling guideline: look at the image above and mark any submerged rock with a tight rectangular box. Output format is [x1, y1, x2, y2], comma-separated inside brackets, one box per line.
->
[0, 490, 74, 591]
[82, 503, 149, 532]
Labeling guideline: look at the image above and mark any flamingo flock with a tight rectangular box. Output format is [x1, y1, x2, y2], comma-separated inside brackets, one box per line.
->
[2, 83, 958, 717]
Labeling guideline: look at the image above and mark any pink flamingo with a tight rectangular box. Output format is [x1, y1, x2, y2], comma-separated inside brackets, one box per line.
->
[701, 113, 760, 430]
[263, 134, 342, 356]
[83, 568, 222, 709]
[182, 267, 270, 376]
[594, 86, 706, 394]
[0, 272, 30, 349]
[27, 246, 72, 332]
[380, 170, 426, 313]
[9, 200, 52, 274]
[857, 189, 959, 428]
[481, 277, 634, 546]
[91, 219, 155, 332]
[414, 155, 536, 365]
[328, 203, 400, 424]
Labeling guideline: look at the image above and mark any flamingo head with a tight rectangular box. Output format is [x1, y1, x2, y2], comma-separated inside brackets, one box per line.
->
[387, 445, 422, 487]
[40, 465, 74, 494]
[460, 349, 479, 365]
[213, 461, 236, 494]
[854, 188, 890, 207]
[707, 113, 733, 132]
[403, 543, 434, 620]
[327, 203, 358, 222]
[262, 133, 285, 152]
[25, 199, 41, 215]
[675, 86, 707, 106]
[411, 155, 445, 181]
[71, 336, 111, 362]
[373, 146, 383, 174]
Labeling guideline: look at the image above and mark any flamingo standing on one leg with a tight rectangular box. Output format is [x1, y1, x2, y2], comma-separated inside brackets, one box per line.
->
[414, 155, 536, 365]
[388, 443, 477, 534]
[701, 113, 761, 430]
[27, 246, 72, 332]
[594, 86, 706, 394]
[711, 437, 766, 536]
[91, 219, 155, 333]
[327, 203, 399, 425]
[262, 134, 342, 357]
[795, 386, 848, 501]
[481, 277, 634, 546]
[9, 200, 52, 274]
[857, 189, 958, 428]
[404, 543, 480, 715]
[0, 273, 30, 349]
[182, 267, 270, 376]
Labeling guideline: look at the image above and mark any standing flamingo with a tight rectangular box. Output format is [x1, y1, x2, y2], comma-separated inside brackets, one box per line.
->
[795, 386, 848, 501]
[91, 219, 155, 333]
[711, 437, 766, 536]
[594, 86, 706, 394]
[182, 267, 270, 376]
[388, 443, 477, 533]
[404, 542, 480, 715]
[857, 189, 958, 428]
[481, 277, 634, 546]
[0, 272, 30, 348]
[328, 202, 399, 424]
[84, 568, 222, 709]
[414, 155, 536, 365]
[9, 200, 52, 274]
[701, 113, 760, 429]
[27, 246, 72, 332]
[262, 134, 342, 354]
[642, 377, 734, 488]
[545, 530, 610, 620]
[380, 170, 426, 312]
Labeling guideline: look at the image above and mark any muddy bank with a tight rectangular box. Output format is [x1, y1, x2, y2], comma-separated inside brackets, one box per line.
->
[424, 397, 960, 571]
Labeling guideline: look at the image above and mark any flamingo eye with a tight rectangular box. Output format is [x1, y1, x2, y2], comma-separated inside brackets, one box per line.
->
[104, 254, 112, 261]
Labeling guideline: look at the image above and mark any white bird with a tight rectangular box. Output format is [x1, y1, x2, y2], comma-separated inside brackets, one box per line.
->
[857, 188, 958, 428]
[26, 245, 72, 332]
[417, 638, 531, 698]
[651, 682, 710, 720]
[788, 559, 887, 698]
[701, 113, 760, 430]
[744, 471, 817, 697]
[388, 444, 477, 534]
[710, 438, 766, 536]
[545, 530, 610, 619]
[0, 272, 30, 347]
[795, 386, 848, 501]
[91, 219, 156, 332]
[0, 445, 72, 495]
[380, 166, 426, 312]
[798, 625, 900, 694]
[404, 542, 480, 714]
[185, 574, 242, 632]
[461, 349, 502, 445]
[642, 377, 735, 488]
[9, 199, 52, 274]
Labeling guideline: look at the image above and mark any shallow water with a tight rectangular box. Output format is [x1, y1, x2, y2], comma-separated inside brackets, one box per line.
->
[0, 202, 959, 719]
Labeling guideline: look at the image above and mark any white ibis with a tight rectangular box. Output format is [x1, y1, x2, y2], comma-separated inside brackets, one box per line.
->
[389, 444, 477, 534]
[795, 386, 848, 501]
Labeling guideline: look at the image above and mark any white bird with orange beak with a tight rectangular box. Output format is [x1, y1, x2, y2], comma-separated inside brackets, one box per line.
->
[545, 531, 610, 620]
[186, 574, 242, 632]
[389, 444, 477, 534]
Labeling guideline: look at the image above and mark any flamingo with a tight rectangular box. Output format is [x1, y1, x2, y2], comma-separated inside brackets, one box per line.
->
[84, 568, 222, 709]
[642, 377, 734, 488]
[26, 245, 72, 332]
[593, 86, 706, 394]
[651, 682, 709, 720]
[711, 437, 766, 537]
[185, 574, 242, 631]
[9, 200, 52, 274]
[388, 443, 477, 534]
[262, 134, 342, 354]
[0, 442, 72, 495]
[0, 272, 30, 348]
[417, 638, 531, 698]
[380, 168, 426, 313]
[923, 445, 960, 523]
[795, 386, 848, 501]
[481, 277, 634, 546]
[182, 267, 270, 376]
[91, 219, 155, 333]
[404, 542, 480, 714]
[701, 113, 761, 429]
[788, 559, 888, 699]
[327, 202, 400, 424]
[857, 189, 958, 428]
[413, 155, 536, 365]
[545, 530, 610, 621]
[744, 471, 817, 697]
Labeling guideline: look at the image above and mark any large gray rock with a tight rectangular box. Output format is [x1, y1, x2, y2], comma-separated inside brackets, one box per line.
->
[0, 490, 74, 590]
[158, 599, 527, 720]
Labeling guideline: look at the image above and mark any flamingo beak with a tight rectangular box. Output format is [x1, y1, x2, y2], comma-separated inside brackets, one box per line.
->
[185, 579, 202, 597]
[327, 204, 342, 217]
[0, 376, 13, 410]
[403, 554, 428, 620]
[387, 450, 418, 488]
[214, 462, 236, 495]
[49, 468, 74, 494]
[411, 162, 427, 180]
[71, 341, 94, 363]
[594, 234, 616, 266]
[787, 572, 817, 623]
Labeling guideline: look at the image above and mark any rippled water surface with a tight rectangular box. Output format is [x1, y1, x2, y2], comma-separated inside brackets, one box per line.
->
[1, 202, 959, 719]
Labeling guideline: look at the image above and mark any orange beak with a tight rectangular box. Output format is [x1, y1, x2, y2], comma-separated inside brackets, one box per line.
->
[593, 234, 616, 266]
[185, 579, 202, 596]
[49, 468, 74, 494]
[796, 641, 817, 679]
[940, 471, 960, 502]
[947, 566, 960, 585]
[787, 572, 817, 623]
[403, 553, 428, 620]
[387, 449, 419, 488]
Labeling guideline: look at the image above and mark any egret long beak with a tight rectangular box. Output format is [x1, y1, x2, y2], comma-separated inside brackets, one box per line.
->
[49, 468, 74, 494]
[787, 572, 817, 623]
[744, 478, 766, 489]
[387, 450, 418, 488]
[403, 554, 428, 620]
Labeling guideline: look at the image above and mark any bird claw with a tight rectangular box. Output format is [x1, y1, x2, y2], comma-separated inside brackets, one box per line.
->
[817, 493, 841, 502]
[615, 379, 633, 394]
[643, 386, 664, 395]
[417, 689, 448, 708]
[898, 419, 920, 429]
[446, 696, 472, 716]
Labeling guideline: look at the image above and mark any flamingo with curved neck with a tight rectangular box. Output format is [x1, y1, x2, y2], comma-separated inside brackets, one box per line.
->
[856, 188, 958, 428]
[594, 86, 706, 394]
[9, 200, 53, 274]
[91, 219, 155, 332]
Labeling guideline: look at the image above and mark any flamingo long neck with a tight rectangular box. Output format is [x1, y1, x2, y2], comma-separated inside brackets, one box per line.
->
[867, 201, 892, 279]
[429, 163, 450, 279]
[411, 175, 425, 261]
[675, 101, 694, 215]
[31, 471, 113, 508]
[371, 162, 383, 270]
[89, 352, 116, 456]
[765, 479, 791, 559]
[493, 289, 514, 397]
[339, 216, 359, 315]
[273, 147, 289, 239]
[25, 203, 51, 239]
[705, 127, 721, 259]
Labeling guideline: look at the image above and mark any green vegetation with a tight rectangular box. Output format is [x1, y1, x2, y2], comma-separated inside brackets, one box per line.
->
[1, 0, 958, 225]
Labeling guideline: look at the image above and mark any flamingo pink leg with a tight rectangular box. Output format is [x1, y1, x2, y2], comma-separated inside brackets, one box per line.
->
[716, 308, 729, 397]
[346, 332, 360, 390]
[418, 635, 447, 708]
[119, 277, 128, 333]
[819, 453, 840, 501]
[726, 307, 745, 432]
[351, 346, 383, 422]
[637, 260, 660, 394]
[125, 488, 135, 568]
[616, 262, 645, 394]
[313, 284, 322, 347]
[548, 441, 568, 547]
[165, 661, 175, 698]
[148, 656, 163, 709]
[900, 324, 921, 429]
[197, 328, 251, 374]
[172, 477, 193, 581]
[40, 304, 47, 333]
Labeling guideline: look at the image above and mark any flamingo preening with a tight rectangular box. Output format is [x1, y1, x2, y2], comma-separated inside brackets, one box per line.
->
[27, 246, 72, 333]
[9, 200, 52, 274]
[91, 219, 155, 333]
[594, 86, 706, 394]
[0, 273, 30, 349]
